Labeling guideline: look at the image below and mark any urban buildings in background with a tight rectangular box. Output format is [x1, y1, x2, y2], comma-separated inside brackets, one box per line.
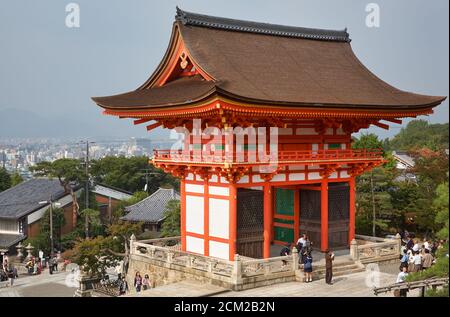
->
[0, 137, 174, 179]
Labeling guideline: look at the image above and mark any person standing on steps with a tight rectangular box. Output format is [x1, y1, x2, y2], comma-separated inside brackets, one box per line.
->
[325, 249, 334, 285]
[303, 252, 313, 283]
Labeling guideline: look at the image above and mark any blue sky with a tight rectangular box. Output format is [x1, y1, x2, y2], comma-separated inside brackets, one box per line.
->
[0, 0, 448, 139]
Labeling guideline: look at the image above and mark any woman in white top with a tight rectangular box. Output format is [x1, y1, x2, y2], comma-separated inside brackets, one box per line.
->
[396, 266, 409, 297]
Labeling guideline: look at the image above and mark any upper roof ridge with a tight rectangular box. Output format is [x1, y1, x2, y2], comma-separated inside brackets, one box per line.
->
[175, 7, 350, 42]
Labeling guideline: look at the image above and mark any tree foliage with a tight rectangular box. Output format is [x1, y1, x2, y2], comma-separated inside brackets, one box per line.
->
[0, 167, 11, 192]
[10, 172, 23, 187]
[30, 159, 86, 228]
[160, 199, 181, 237]
[90, 156, 179, 193]
[385, 120, 449, 151]
[23, 207, 66, 255]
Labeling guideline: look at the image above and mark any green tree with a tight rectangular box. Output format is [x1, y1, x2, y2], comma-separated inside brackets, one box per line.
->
[80, 208, 103, 239]
[434, 182, 449, 240]
[10, 172, 23, 186]
[31, 159, 86, 230]
[23, 207, 66, 255]
[0, 167, 11, 192]
[160, 200, 181, 237]
[90, 156, 179, 193]
[356, 167, 397, 236]
[387, 120, 449, 151]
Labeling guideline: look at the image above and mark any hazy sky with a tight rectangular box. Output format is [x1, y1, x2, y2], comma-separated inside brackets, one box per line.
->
[0, 0, 448, 139]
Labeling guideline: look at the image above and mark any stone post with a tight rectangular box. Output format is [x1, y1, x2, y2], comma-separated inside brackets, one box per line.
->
[292, 247, 298, 271]
[395, 233, 402, 255]
[231, 254, 242, 289]
[16, 242, 24, 262]
[129, 234, 136, 255]
[186, 254, 192, 268]
[25, 243, 34, 261]
[350, 239, 359, 261]
[166, 251, 173, 264]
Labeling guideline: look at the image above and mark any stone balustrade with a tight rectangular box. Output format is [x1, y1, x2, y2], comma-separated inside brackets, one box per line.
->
[350, 234, 402, 264]
[129, 237, 299, 290]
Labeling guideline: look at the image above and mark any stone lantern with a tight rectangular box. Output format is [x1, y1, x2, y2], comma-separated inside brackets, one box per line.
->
[25, 243, 34, 261]
[16, 242, 24, 262]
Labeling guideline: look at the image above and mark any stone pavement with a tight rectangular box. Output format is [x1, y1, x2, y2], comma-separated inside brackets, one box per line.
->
[125, 280, 228, 297]
[0, 269, 77, 297]
[215, 271, 420, 297]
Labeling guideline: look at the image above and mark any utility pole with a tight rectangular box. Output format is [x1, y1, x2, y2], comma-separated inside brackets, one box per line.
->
[79, 140, 95, 239]
[141, 169, 161, 193]
[49, 194, 54, 255]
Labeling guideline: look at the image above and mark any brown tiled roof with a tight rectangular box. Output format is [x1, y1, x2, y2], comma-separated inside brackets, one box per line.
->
[92, 8, 445, 112]
[92, 75, 215, 109]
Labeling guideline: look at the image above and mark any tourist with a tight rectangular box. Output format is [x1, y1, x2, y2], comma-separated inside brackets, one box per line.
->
[297, 234, 306, 247]
[399, 248, 409, 270]
[422, 238, 430, 251]
[395, 266, 409, 297]
[134, 271, 143, 292]
[325, 249, 334, 285]
[303, 252, 313, 283]
[280, 243, 292, 266]
[412, 251, 422, 272]
[51, 256, 58, 272]
[118, 276, 128, 296]
[405, 236, 414, 251]
[25, 258, 34, 275]
[421, 248, 434, 270]
[142, 274, 150, 290]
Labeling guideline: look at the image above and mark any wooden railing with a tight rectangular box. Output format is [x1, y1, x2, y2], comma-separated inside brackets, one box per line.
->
[152, 149, 383, 165]
[351, 234, 402, 262]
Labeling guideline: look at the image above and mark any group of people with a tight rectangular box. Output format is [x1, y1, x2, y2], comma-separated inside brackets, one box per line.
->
[117, 271, 152, 295]
[25, 253, 59, 276]
[280, 234, 335, 285]
[395, 234, 444, 297]
[0, 256, 18, 283]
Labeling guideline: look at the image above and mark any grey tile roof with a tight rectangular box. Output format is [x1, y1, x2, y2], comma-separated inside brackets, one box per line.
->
[0, 233, 26, 249]
[0, 178, 70, 219]
[392, 151, 415, 168]
[176, 7, 350, 42]
[122, 188, 180, 224]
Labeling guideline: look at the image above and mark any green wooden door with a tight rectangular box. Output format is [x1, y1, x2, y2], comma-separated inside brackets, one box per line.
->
[274, 188, 295, 244]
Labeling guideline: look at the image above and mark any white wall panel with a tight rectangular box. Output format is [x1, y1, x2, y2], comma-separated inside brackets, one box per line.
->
[289, 173, 305, 181]
[209, 241, 229, 260]
[186, 195, 204, 234]
[185, 183, 204, 194]
[186, 236, 204, 254]
[308, 172, 321, 180]
[209, 186, 229, 196]
[209, 198, 229, 239]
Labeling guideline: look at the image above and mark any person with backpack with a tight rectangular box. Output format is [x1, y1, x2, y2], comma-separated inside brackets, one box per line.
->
[280, 243, 292, 266]
[303, 252, 313, 283]
[399, 248, 409, 270]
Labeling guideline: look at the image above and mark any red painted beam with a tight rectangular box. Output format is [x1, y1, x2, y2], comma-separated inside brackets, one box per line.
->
[134, 118, 153, 125]
[146, 122, 163, 131]
[372, 121, 390, 130]
[383, 118, 402, 125]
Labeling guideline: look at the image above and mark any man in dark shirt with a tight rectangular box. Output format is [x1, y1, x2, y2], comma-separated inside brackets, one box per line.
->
[325, 249, 334, 284]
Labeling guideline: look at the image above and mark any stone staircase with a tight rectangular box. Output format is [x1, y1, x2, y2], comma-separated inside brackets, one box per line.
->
[312, 260, 365, 280]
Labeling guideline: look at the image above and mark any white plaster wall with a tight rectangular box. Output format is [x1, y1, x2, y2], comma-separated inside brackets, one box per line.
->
[209, 198, 229, 239]
[186, 195, 204, 234]
[186, 173, 194, 181]
[340, 170, 350, 178]
[210, 175, 219, 183]
[252, 175, 264, 183]
[186, 236, 204, 255]
[271, 174, 286, 182]
[278, 128, 293, 135]
[289, 165, 305, 171]
[329, 172, 338, 179]
[237, 175, 249, 184]
[289, 173, 305, 181]
[296, 128, 318, 135]
[308, 172, 321, 180]
[209, 241, 229, 260]
[209, 186, 229, 196]
[185, 183, 204, 194]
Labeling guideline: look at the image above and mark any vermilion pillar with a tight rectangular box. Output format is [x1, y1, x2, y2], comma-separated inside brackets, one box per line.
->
[180, 179, 186, 251]
[348, 177, 356, 244]
[321, 178, 329, 252]
[229, 185, 237, 260]
[294, 189, 300, 243]
[204, 178, 210, 256]
[263, 183, 273, 258]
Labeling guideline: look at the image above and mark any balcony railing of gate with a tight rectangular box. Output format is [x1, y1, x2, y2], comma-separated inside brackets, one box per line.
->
[152, 149, 383, 165]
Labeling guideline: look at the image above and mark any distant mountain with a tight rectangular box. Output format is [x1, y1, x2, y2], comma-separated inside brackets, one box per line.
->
[0, 108, 169, 139]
